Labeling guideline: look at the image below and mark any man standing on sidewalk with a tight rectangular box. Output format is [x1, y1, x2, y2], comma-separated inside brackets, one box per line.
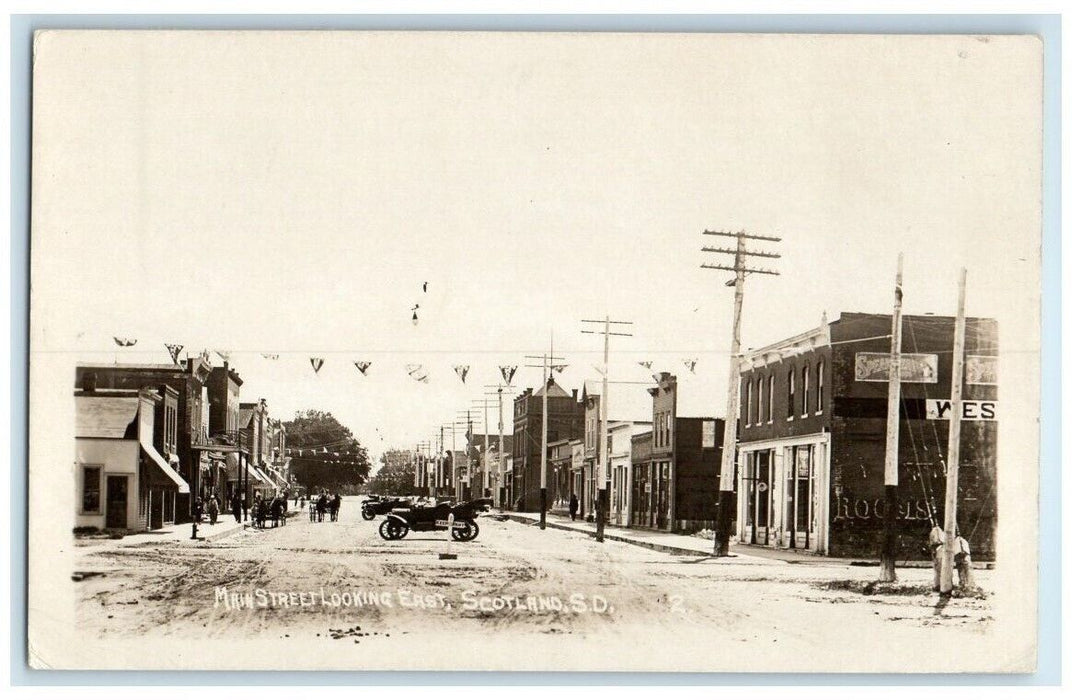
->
[231, 493, 242, 523]
[569, 493, 579, 522]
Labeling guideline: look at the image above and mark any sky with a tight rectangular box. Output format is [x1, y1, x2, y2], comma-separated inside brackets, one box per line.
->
[31, 31, 1042, 466]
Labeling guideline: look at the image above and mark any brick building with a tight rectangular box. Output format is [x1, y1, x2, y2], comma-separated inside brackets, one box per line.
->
[735, 312, 998, 559]
[631, 373, 725, 532]
[75, 357, 213, 522]
[510, 379, 584, 512]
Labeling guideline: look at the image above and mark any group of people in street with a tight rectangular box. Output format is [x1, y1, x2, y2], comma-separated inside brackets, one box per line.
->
[192, 489, 346, 528]
[191, 489, 293, 529]
[308, 490, 342, 522]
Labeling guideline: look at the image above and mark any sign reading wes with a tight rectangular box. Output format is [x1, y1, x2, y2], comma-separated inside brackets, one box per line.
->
[925, 399, 997, 421]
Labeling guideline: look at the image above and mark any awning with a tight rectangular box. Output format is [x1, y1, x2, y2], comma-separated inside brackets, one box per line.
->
[247, 465, 274, 488]
[140, 444, 190, 494]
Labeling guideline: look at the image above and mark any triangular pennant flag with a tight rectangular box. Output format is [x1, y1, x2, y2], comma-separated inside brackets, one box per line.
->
[215, 350, 231, 363]
[638, 360, 653, 370]
[683, 358, 698, 374]
[551, 364, 568, 374]
[310, 357, 325, 374]
[165, 343, 184, 364]
[113, 337, 137, 347]
[354, 361, 372, 375]
[261, 353, 279, 360]
[453, 365, 470, 383]
[499, 365, 517, 385]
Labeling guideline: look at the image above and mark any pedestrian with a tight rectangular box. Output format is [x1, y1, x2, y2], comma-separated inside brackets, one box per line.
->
[207, 493, 220, 525]
[569, 493, 579, 521]
[231, 493, 242, 523]
[193, 497, 204, 523]
[332, 493, 342, 521]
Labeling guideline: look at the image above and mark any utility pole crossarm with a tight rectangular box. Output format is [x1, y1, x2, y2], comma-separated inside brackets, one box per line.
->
[701, 264, 780, 275]
[702, 230, 783, 242]
[701, 246, 782, 258]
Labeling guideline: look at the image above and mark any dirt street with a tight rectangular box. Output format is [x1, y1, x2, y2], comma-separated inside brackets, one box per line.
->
[71, 497, 995, 670]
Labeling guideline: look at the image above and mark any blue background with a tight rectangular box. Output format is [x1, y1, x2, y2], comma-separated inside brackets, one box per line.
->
[9, 12, 1062, 686]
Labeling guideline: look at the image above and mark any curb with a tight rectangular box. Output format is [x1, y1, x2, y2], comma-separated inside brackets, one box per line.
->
[506, 515, 714, 558]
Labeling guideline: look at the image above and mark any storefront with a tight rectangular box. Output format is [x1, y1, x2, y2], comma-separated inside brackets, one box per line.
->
[737, 433, 830, 553]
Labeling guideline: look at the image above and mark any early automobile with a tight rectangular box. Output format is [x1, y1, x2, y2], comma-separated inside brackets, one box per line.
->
[378, 498, 493, 542]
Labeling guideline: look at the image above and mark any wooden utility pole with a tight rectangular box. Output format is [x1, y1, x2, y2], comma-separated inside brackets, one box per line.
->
[525, 336, 565, 530]
[484, 384, 516, 509]
[702, 230, 781, 556]
[941, 268, 968, 593]
[879, 253, 905, 583]
[469, 400, 495, 499]
[582, 316, 634, 543]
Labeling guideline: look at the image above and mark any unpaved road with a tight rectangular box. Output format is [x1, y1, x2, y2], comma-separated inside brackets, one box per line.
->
[71, 497, 996, 669]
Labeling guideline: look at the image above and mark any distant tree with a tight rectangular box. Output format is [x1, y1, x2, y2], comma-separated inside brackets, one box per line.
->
[367, 452, 417, 496]
[284, 410, 371, 495]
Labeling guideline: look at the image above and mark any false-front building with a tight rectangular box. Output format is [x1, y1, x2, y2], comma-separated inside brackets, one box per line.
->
[735, 312, 998, 559]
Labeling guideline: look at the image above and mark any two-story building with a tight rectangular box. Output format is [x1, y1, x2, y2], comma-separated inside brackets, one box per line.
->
[580, 381, 653, 521]
[511, 380, 584, 512]
[75, 356, 213, 522]
[636, 373, 725, 533]
[75, 384, 188, 532]
[735, 311, 998, 559]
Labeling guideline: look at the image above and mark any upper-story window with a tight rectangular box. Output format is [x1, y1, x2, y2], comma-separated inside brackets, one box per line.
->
[757, 374, 764, 425]
[745, 378, 753, 426]
[816, 360, 825, 414]
[787, 368, 795, 420]
[767, 374, 774, 423]
[802, 365, 810, 417]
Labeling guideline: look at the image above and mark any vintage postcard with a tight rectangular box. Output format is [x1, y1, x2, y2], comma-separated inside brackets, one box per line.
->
[28, 30, 1042, 672]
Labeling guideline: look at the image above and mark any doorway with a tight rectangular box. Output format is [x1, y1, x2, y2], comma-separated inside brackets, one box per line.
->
[106, 475, 129, 529]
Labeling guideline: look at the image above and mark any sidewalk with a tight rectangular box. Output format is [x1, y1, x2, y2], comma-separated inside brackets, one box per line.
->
[505, 512, 993, 569]
[74, 507, 302, 554]
[506, 512, 771, 562]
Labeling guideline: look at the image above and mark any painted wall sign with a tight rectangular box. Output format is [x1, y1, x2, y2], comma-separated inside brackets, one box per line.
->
[965, 355, 998, 385]
[925, 399, 997, 421]
[854, 352, 938, 383]
[702, 420, 716, 448]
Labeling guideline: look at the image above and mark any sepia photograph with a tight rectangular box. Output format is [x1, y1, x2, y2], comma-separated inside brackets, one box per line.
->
[26, 28, 1044, 673]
